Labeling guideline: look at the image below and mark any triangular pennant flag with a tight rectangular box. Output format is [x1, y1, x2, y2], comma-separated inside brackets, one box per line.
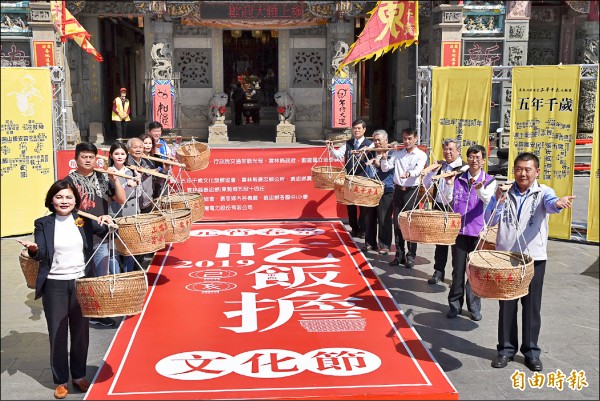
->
[338, 1, 418, 77]
[50, 1, 103, 62]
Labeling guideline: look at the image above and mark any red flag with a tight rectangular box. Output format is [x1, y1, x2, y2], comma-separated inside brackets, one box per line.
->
[50, 1, 103, 62]
[338, 1, 418, 76]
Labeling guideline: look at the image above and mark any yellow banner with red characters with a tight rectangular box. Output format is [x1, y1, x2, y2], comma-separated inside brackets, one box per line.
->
[430, 66, 492, 162]
[587, 76, 599, 243]
[1, 68, 55, 237]
[509, 65, 580, 240]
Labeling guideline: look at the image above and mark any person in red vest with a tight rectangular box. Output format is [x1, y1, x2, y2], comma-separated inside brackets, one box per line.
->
[112, 87, 130, 140]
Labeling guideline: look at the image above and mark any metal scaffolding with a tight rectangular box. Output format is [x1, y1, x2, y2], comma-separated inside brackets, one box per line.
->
[50, 66, 68, 151]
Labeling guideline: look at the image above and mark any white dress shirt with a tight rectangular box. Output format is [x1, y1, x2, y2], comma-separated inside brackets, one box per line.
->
[423, 157, 464, 204]
[441, 169, 498, 207]
[328, 137, 373, 160]
[381, 147, 427, 187]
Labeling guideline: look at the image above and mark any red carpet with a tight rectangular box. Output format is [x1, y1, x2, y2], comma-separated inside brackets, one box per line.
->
[85, 221, 457, 400]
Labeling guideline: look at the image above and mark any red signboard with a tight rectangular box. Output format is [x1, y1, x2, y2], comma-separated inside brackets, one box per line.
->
[33, 41, 55, 67]
[332, 80, 352, 128]
[85, 221, 458, 400]
[152, 80, 175, 129]
[442, 41, 461, 67]
[55, 147, 347, 221]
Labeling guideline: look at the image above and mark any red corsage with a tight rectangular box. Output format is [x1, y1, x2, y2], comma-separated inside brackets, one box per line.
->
[277, 106, 286, 114]
[218, 106, 226, 115]
[74, 217, 84, 227]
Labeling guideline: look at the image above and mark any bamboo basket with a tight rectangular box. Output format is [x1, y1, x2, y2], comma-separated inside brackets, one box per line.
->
[343, 176, 384, 207]
[398, 210, 462, 245]
[467, 250, 534, 300]
[163, 208, 193, 243]
[333, 176, 350, 205]
[176, 142, 210, 171]
[114, 213, 167, 256]
[76, 270, 148, 318]
[477, 225, 498, 250]
[160, 192, 204, 222]
[19, 249, 39, 289]
[311, 166, 345, 190]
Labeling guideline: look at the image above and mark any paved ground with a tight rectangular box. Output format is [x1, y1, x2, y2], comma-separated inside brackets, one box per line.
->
[2, 175, 597, 400]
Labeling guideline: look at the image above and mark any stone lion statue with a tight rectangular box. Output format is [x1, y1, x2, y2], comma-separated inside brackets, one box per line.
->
[274, 91, 295, 124]
[207, 92, 229, 124]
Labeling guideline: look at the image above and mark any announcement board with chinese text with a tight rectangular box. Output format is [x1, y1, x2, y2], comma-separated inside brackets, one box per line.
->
[152, 80, 175, 129]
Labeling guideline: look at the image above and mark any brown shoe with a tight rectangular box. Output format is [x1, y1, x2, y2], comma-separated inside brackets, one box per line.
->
[72, 378, 90, 392]
[54, 384, 68, 399]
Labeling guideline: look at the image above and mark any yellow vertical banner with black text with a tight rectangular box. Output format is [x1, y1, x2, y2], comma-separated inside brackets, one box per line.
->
[587, 76, 599, 243]
[509, 65, 580, 240]
[1, 68, 55, 237]
[430, 66, 492, 162]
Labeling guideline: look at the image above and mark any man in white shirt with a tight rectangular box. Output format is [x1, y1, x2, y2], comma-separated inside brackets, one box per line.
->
[327, 119, 373, 239]
[380, 127, 427, 268]
[422, 138, 465, 284]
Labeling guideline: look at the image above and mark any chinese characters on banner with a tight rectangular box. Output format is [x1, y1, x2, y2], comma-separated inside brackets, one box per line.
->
[586, 74, 599, 242]
[1, 68, 55, 236]
[56, 147, 347, 221]
[332, 77, 352, 128]
[199, 2, 305, 19]
[85, 221, 457, 400]
[430, 66, 492, 162]
[442, 41, 461, 67]
[509, 65, 580, 239]
[33, 41, 55, 66]
[153, 80, 174, 129]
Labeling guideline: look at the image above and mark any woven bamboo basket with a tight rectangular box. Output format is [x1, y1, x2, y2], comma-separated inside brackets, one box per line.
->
[467, 250, 534, 300]
[333, 176, 350, 205]
[19, 249, 39, 289]
[160, 192, 204, 222]
[114, 213, 167, 256]
[398, 210, 462, 245]
[176, 142, 210, 171]
[163, 208, 193, 243]
[343, 176, 384, 207]
[311, 166, 345, 190]
[477, 225, 498, 250]
[76, 270, 148, 318]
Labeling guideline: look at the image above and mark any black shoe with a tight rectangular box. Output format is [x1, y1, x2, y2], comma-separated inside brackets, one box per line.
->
[90, 317, 115, 327]
[428, 272, 444, 284]
[389, 254, 406, 266]
[361, 245, 375, 252]
[471, 311, 482, 321]
[446, 309, 459, 319]
[524, 357, 543, 372]
[491, 355, 513, 368]
[351, 230, 360, 238]
[357, 231, 365, 239]
[404, 258, 414, 269]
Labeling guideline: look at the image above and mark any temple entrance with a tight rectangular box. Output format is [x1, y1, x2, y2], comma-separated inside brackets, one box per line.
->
[223, 29, 278, 141]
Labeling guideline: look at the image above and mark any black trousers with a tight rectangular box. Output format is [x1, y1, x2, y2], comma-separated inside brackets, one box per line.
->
[433, 201, 450, 276]
[448, 234, 481, 314]
[365, 192, 394, 249]
[347, 204, 365, 234]
[497, 260, 546, 359]
[42, 279, 89, 384]
[392, 186, 419, 259]
[115, 120, 128, 139]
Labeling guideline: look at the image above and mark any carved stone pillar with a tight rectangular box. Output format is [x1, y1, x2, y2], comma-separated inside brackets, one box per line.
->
[575, 21, 599, 136]
[431, 4, 464, 67]
[83, 17, 104, 144]
[500, 1, 531, 148]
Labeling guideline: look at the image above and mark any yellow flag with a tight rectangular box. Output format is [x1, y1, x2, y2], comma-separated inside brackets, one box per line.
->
[587, 76, 599, 242]
[430, 66, 492, 162]
[509, 65, 580, 240]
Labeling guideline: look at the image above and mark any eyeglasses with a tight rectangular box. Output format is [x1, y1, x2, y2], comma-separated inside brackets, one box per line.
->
[467, 156, 483, 161]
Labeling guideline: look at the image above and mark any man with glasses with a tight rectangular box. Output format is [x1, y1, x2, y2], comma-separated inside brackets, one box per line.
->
[422, 138, 466, 284]
[440, 144, 496, 321]
[381, 127, 427, 269]
[485, 152, 575, 372]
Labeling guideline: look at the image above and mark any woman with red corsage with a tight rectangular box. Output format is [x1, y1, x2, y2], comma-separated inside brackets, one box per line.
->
[16, 179, 114, 399]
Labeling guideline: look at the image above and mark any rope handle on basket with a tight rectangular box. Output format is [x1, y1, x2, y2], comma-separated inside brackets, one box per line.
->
[313, 146, 343, 173]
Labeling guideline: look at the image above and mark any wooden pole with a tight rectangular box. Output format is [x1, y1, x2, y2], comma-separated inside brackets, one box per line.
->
[77, 210, 119, 229]
[141, 154, 186, 167]
[93, 167, 136, 180]
[128, 165, 170, 179]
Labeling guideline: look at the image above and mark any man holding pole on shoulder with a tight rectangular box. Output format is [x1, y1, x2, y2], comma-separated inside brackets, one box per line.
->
[485, 152, 575, 372]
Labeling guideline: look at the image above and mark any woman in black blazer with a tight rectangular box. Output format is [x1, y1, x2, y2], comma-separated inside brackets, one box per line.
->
[17, 179, 114, 399]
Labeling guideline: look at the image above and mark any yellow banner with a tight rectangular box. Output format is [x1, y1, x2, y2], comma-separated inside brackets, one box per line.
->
[430, 66, 492, 162]
[509, 65, 580, 240]
[1, 68, 55, 237]
[587, 76, 599, 243]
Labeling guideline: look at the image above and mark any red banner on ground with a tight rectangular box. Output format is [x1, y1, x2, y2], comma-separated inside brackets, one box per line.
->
[86, 221, 457, 400]
[56, 147, 347, 221]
